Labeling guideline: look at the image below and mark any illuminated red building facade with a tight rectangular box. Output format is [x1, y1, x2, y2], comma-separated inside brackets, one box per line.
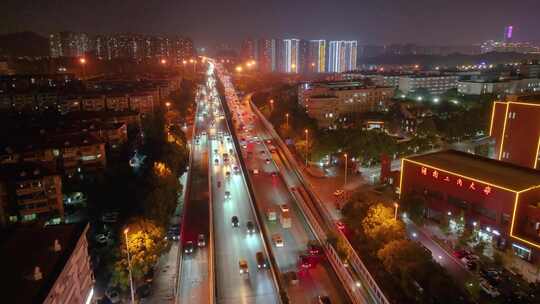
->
[399, 150, 540, 261]
[490, 95, 540, 170]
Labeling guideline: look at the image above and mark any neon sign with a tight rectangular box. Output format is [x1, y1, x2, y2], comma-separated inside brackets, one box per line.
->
[420, 166, 492, 195]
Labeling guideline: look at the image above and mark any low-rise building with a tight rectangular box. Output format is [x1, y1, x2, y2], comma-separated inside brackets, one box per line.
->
[299, 80, 394, 128]
[0, 223, 94, 304]
[0, 133, 107, 176]
[0, 163, 63, 227]
[399, 150, 540, 261]
[399, 74, 459, 96]
[490, 94, 540, 169]
[458, 78, 540, 95]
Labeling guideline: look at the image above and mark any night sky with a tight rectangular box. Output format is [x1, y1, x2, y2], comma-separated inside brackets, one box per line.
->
[2, 0, 540, 48]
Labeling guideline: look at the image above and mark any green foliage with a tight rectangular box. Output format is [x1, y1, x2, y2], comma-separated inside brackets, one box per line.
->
[400, 194, 426, 225]
[361, 203, 406, 249]
[111, 218, 166, 290]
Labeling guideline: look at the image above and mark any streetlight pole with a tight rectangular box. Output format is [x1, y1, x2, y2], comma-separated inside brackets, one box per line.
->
[285, 113, 289, 129]
[269, 99, 274, 112]
[393, 203, 399, 221]
[124, 229, 136, 304]
[304, 129, 309, 166]
[344, 153, 348, 190]
[79, 58, 86, 80]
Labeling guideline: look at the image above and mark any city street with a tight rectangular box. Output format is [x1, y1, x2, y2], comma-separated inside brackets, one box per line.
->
[206, 63, 280, 304]
[177, 86, 211, 304]
[217, 65, 351, 303]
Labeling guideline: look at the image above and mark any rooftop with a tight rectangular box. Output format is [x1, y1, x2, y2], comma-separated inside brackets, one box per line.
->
[0, 223, 88, 304]
[405, 150, 540, 192]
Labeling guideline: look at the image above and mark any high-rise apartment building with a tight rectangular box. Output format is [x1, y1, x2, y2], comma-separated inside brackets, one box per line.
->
[308, 40, 326, 73]
[328, 40, 358, 73]
[257, 39, 273, 73]
[49, 32, 90, 58]
[240, 38, 257, 61]
[284, 39, 300, 73]
[50, 32, 194, 62]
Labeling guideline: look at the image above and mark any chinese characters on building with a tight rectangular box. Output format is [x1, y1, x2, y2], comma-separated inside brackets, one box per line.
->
[420, 166, 492, 196]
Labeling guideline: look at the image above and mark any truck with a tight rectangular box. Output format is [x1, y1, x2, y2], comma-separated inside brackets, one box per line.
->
[280, 211, 292, 228]
[266, 207, 277, 221]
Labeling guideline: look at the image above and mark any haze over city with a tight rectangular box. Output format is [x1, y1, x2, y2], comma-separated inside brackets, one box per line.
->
[2, 1, 540, 304]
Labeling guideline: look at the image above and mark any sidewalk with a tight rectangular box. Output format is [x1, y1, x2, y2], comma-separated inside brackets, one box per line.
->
[301, 164, 366, 220]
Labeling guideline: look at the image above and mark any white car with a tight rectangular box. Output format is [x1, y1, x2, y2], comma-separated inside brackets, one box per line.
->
[252, 168, 259, 175]
[479, 279, 500, 298]
[272, 233, 284, 247]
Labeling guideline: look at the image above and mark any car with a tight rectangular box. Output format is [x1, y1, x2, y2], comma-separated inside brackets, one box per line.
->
[229, 148, 234, 154]
[246, 221, 255, 234]
[260, 150, 265, 155]
[136, 283, 152, 298]
[233, 166, 240, 173]
[184, 241, 194, 254]
[452, 249, 469, 259]
[272, 233, 284, 247]
[213, 149, 218, 154]
[461, 254, 479, 264]
[105, 287, 121, 303]
[271, 172, 278, 178]
[239, 259, 249, 275]
[224, 191, 231, 200]
[217, 180, 221, 188]
[333, 189, 344, 197]
[231, 216, 239, 227]
[299, 254, 313, 269]
[466, 260, 477, 270]
[197, 234, 206, 247]
[279, 204, 289, 213]
[195, 139, 200, 145]
[318, 295, 332, 304]
[266, 139, 272, 144]
[336, 221, 346, 230]
[256, 252, 268, 269]
[214, 158, 219, 165]
[287, 271, 299, 285]
[95, 234, 109, 244]
[265, 158, 271, 164]
[252, 168, 259, 175]
[101, 211, 119, 223]
[479, 279, 500, 298]
[481, 268, 502, 284]
[225, 171, 231, 178]
[308, 241, 323, 256]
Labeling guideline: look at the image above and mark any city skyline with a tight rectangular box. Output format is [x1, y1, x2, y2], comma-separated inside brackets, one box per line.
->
[2, 0, 540, 48]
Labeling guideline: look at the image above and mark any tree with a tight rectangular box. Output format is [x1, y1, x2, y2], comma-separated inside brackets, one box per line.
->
[400, 194, 426, 225]
[111, 218, 166, 290]
[362, 203, 406, 249]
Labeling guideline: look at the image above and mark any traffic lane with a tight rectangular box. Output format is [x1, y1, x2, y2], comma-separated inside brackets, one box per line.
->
[211, 114, 279, 303]
[241, 122, 349, 304]
[180, 230, 210, 304]
[242, 106, 351, 304]
[405, 221, 472, 283]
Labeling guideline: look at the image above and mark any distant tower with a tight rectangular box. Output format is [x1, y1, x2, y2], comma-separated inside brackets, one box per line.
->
[503, 25, 513, 42]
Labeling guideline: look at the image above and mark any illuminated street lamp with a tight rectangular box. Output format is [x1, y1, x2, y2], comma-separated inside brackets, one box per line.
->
[269, 99, 274, 111]
[304, 129, 309, 166]
[311, 62, 316, 72]
[235, 66, 243, 73]
[393, 203, 399, 220]
[79, 57, 87, 79]
[160, 58, 167, 65]
[124, 229, 136, 304]
[285, 113, 289, 129]
[291, 63, 297, 73]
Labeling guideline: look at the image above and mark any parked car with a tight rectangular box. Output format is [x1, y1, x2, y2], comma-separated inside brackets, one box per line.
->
[105, 288, 121, 303]
[224, 191, 231, 200]
[479, 279, 500, 298]
[318, 295, 331, 304]
[137, 283, 152, 298]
